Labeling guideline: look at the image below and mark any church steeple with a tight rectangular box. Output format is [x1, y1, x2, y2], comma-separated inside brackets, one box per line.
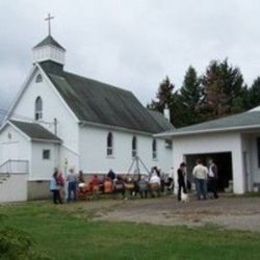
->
[32, 14, 66, 66]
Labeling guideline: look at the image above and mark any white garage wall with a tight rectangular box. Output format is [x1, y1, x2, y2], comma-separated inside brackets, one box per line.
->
[79, 126, 172, 175]
[242, 133, 260, 185]
[172, 132, 245, 194]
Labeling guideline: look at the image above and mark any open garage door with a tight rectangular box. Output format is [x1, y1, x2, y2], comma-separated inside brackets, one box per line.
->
[185, 152, 233, 192]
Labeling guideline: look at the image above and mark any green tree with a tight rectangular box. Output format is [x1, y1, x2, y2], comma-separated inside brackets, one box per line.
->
[199, 59, 246, 120]
[248, 77, 260, 109]
[179, 66, 202, 125]
[148, 76, 174, 113]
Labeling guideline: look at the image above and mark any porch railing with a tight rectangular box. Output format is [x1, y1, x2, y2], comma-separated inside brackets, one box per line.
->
[0, 160, 29, 177]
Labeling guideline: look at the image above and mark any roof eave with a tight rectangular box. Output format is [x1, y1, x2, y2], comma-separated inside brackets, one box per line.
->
[79, 120, 156, 136]
[31, 138, 62, 144]
[155, 124, 260, 138]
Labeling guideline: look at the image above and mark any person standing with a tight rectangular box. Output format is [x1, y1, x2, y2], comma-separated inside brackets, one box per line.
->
[208, 159, 219, 199]
[192, 159, 208, 200]
[57, 171, 65, 203]
[177, 162, 187, 201]
[49, 170, 62, 204]
[67, 168, 78, 202]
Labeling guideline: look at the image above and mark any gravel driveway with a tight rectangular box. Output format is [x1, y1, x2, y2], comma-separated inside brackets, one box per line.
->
[86, 195, 260, 231]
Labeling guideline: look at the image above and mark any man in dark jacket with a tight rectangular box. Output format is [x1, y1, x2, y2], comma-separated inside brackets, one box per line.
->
[177, 162, 187, 201]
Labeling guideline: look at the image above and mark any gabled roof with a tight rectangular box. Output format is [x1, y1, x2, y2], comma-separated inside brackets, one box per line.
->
[157, 110, 260, 137]
[10, 120, 61, 143]
[33, 35, 65, 51]
[39, 61, 173, 134]
[148, 110, 174, 131]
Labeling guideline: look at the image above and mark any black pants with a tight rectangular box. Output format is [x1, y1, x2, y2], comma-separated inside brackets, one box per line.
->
[178, 181, 187, 201]
[208, 177, 218, 199]
[52, 190, 62, 204]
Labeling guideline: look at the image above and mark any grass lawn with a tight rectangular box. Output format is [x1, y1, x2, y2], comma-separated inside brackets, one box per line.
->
[0, 202, 260, 260]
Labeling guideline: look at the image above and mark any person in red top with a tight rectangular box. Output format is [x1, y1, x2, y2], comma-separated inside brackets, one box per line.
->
[57, 171, 65, 202]
[104, 177, 114, 193]
[90, 175, 101, 193]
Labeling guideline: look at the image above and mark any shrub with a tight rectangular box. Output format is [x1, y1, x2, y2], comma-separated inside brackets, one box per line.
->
[0, 227, 51, 260]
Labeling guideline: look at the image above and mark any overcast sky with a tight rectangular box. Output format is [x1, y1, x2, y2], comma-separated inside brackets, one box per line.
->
[1, 0, 260, 113]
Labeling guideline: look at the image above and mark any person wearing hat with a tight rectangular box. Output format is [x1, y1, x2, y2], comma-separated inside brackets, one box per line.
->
[177, 162, 187, 201]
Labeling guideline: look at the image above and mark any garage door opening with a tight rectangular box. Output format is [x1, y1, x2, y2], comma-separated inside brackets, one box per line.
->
[185, 152, 233, 192]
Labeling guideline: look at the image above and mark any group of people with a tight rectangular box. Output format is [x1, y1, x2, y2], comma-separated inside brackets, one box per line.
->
[49, 167, 174, 204]
[49, 168, 81, 204]
[50, 159, 218, 204]
[177, 158, 219, 201]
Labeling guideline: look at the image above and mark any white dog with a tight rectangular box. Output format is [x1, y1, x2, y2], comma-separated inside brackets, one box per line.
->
[181, 192, 189, 203]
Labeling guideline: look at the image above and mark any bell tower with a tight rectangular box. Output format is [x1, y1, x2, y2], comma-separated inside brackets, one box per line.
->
[32, 14, 66, 66]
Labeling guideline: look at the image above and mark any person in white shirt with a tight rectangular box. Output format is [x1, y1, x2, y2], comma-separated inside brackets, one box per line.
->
[192, 159, 208, 200]
[208, 159, 219, 199]
[149, 174, 161, 185]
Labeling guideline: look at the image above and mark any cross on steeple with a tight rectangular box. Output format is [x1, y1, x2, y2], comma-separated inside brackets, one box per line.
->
[45, 13, 54, 36]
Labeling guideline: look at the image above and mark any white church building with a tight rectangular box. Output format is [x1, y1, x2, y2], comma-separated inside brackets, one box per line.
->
[0, 34, 173, 201]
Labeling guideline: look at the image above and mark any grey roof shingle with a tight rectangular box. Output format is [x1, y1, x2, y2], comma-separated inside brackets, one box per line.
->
[10, 120, 61, 142]
[159, 111, 260, 136]
[39, 61, 173, 134]
[33, 36, 65, 51]
[148, 110, 174, 131]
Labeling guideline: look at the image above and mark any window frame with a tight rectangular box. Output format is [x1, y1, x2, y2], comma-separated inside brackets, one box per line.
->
[42, 149, 51, 160]
[36, 74, 43, 83]
[35, 96, 43, 120]
[106, 132, 114, 157]
[132, 136, 137, 158]
[152, 138, 157, 160]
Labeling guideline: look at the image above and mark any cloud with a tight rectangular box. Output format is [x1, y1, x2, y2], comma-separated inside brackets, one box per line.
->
[1, 0, 260, 110]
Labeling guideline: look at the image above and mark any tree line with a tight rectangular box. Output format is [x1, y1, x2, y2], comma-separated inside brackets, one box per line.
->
[148, 59, 260, 128]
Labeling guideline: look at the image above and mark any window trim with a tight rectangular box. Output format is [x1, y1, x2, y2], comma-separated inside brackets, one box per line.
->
[106, 132, 114, 157]
[42, 149, 51, 160]
[152, 138, 157, 160]
[132, 136, 137, 158]
[36, 74, 43, 83]
[35, 96, 43, 120]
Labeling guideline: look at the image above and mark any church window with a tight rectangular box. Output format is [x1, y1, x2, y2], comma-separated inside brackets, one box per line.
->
[107, 132, 113, 156]
[152, 139, 157, 160]
[43, 149, 50, 160]
[35, 96, 43, 120]
[132, 136, 137, 158]
[36, 74, 43, 83]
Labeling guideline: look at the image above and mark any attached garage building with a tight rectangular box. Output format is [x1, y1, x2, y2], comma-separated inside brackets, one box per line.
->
[157, 107, 260, 194]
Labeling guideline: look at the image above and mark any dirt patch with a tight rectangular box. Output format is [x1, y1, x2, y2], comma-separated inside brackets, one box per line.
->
[57, 194, 260, 231]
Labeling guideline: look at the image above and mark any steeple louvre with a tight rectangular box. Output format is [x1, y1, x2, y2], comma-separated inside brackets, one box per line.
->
[32, 35, 66, 66]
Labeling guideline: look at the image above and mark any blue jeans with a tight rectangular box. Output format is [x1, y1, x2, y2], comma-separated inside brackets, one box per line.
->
[68, 181, 77, 202]
[195, 179, 207, 200]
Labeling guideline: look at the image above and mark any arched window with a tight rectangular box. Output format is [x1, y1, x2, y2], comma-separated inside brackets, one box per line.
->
[152, 139, 157, 160]
[132, 136, 137, 158]
[107, 132, 113, 156]
[36, 74, 43, 83]
[35, 96, 43, 120]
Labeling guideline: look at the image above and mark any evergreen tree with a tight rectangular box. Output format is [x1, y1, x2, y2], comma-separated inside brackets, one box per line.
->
[179, 66, 202, 125]
[148, 76, 184, 126]
[248, 77, 260, 109]
[149, 76, 174, 112]
[199, 59, 246, 120]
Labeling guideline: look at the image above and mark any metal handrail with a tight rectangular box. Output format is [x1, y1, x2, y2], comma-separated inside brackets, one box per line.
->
[0, 160, 29, 176]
